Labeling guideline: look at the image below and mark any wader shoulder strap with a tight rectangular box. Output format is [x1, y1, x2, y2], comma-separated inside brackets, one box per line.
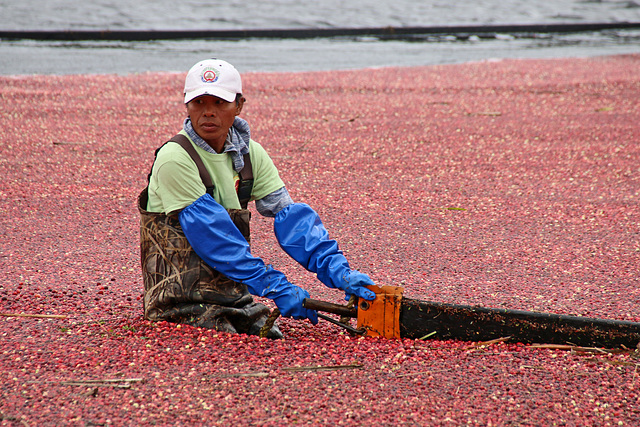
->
[169, 134, 215, 197]
[237, 153, 253, 209]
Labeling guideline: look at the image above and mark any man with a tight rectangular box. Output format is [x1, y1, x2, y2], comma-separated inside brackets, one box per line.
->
[139, 59, 375, 338]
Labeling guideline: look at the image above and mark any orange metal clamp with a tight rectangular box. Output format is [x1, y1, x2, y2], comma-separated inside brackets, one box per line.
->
[356, 285, 403, 339]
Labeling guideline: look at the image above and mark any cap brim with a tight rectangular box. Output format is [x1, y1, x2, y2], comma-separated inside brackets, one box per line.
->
[184, 87, 236, 104]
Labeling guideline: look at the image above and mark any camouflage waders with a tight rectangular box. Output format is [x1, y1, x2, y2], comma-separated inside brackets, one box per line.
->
[138, 135, 282, 338]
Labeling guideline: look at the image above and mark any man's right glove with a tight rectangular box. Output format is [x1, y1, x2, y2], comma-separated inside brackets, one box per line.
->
[178, 193, 318, 324]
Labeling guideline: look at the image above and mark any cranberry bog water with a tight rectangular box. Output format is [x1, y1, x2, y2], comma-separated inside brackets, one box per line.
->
[1, 54, 639, 425]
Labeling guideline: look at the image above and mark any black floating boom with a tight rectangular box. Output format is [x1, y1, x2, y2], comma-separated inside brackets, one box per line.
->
[1, 22, 640, 42]
[400, 298, 640, 348]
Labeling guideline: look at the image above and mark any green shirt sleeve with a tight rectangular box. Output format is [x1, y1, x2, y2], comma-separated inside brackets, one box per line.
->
[147, 141, 206, 215]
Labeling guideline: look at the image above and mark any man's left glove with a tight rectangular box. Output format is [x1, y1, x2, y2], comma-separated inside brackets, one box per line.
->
[274, 203, 376, 301]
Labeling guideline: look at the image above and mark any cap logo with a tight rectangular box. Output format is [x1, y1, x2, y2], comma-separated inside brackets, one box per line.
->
[201, 67, 219, 83]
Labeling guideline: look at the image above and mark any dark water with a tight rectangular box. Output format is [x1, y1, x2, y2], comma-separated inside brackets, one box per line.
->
[1, 0, 640, 75]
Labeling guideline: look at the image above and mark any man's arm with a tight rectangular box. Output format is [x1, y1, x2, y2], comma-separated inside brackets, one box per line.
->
[271, 201, 377, 302]
[179, 193, 318, 324]
[255, 186, 293, 217]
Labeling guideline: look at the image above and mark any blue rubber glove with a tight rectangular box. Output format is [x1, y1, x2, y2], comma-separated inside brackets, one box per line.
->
[179, 194, 318, 324]
[274, 203, 376, 301]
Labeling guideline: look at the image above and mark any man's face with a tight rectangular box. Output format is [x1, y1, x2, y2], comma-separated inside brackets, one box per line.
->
[186, 95, 244, 152]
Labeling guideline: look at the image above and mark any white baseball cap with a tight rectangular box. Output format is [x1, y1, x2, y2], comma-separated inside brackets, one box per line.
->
[183, 59, 242, 104]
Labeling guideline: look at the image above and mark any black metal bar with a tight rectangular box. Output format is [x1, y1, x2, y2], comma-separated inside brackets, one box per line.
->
[317, 313, 365, 335]
[400, 298, 640, 348]
[2, 22, 640, 42]
[303, 298, 357, 318]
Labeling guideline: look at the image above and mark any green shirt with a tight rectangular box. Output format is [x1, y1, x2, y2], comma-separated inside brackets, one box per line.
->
[147, 132, 285, 214]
